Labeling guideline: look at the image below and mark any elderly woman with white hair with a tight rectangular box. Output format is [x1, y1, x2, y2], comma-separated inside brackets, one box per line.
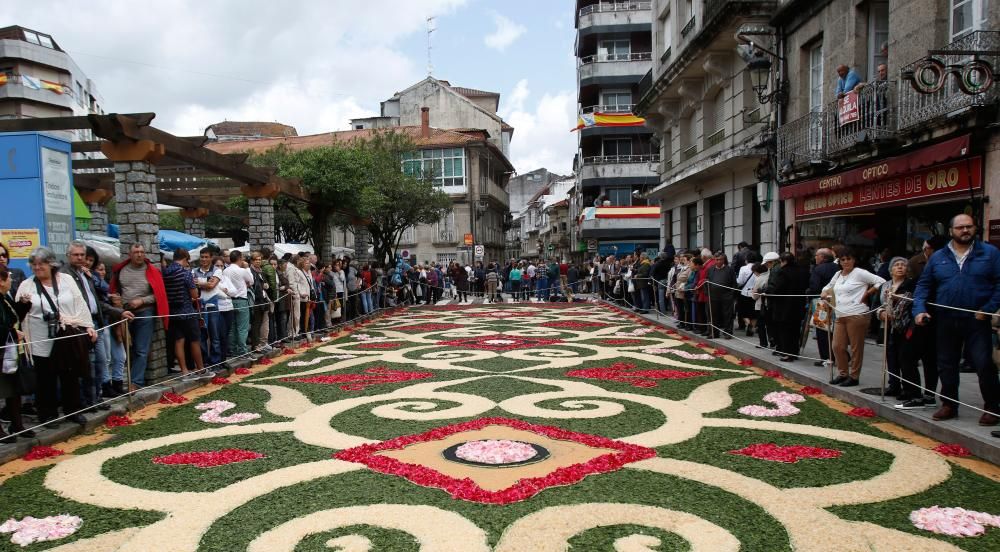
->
[14, 247, 96, 427]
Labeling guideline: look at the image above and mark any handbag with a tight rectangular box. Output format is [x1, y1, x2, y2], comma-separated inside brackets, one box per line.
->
[2, 335, 17, 374]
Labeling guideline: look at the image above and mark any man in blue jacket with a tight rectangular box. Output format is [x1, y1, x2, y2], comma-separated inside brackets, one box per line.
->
[913, 214, 1000, 424]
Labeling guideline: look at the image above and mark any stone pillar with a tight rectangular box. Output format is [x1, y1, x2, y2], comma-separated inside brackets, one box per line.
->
[78, 189, 113, 236]
[242, 183, 279, 252]
[181, 208, 209, 238]
[102, 139, 168, 384]
[352, 223, 372, 264]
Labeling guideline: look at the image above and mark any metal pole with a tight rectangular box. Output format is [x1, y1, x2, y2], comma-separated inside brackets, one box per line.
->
[880, 309, 889, 401]
[707, 281, 715, 338]
[124, 318, 133, 413]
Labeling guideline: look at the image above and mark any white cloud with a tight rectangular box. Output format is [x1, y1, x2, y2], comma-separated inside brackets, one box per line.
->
[484, 12, 526, 51]
[500, 80, 576, 175]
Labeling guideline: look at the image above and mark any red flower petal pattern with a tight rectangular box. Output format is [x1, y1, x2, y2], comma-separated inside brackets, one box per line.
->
[23, 446, 65, 461]
[152, 448, 267, 468]
[729, 443, 842, 463]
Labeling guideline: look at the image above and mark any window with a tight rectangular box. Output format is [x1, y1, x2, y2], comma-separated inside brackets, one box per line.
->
[598, 39, 631, 61]
[606, 187, 631, 206]
[602, 138, 633, 157]
[867, 1, 889, 80]
[22, 30, 54, 49]
[436, 211, 455, 242]
[808, 43, 824, 112]
[402, 148, 465, 188]
[708, 194, 725, 253]
[354, 124, 364, 130]
[601, 90, 633, 112]
[685, 203, 698, 249]
[951, 0, 988, 40]
[400, 226, 416, 244]
[658, 11, 672, 58]
[22, 31, 40, 45]
[437, 253, 456, 265]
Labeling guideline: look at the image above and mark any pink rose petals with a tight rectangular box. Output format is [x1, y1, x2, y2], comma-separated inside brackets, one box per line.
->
[152, 448, 267, 468]
[846, 407, 876, 418]
[23, 446, 65, 461]
[934, 443, 972, 457]
[159, 391, 189, 404]
[738, 391, 805, 417]
[729, 443, 842, 463]
[601, 339, 644, 345]
[104, 415, 134, 428]
[454, 440, 538, 464]
[0, 515, 82, 546]
[195, 400, 261, 424]
[910, 506, 1000, 537]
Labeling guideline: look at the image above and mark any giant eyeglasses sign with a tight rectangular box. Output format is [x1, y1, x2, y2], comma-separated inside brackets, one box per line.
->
[903, 57, 995, 95]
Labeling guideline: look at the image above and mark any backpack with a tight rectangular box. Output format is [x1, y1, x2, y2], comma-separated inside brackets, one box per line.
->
[390, 270, 403, 287]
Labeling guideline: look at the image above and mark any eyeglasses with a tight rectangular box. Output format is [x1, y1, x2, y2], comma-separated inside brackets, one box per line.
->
[952, 225, 975, 231]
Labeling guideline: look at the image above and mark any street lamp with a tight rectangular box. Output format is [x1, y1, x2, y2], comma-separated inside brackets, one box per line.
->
[741, 45, 787, 105]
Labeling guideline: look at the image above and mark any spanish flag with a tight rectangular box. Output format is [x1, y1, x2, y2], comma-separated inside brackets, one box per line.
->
[40, 79, 65, 94]
[0, 74, 7, 86]
[572, 112, 645, 131]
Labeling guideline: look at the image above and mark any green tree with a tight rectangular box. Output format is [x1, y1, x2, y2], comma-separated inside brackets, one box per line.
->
[158, 210, 184, 231]
[250, 132, 451, 267]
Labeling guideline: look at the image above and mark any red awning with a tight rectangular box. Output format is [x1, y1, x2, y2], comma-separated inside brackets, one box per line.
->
[779, 134, 971, 200]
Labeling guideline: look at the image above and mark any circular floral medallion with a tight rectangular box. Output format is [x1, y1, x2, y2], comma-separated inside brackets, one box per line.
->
[443, 439, 550, 468]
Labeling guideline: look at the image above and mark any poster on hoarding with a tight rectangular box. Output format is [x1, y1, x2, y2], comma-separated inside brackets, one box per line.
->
[0, 229, 40, 258]
[838, 91, 860, 126]
[41, 147, 73, 256]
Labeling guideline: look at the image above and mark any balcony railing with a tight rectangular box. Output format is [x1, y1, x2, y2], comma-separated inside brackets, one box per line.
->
[660, 46, 672, 63]
[705, 128, 726, 149]
[581, 104, 636, 114]
[898, 30, 999, 130]
[434, 231, 456, 244]
[580, 51, 653, 65]
[479, 179, 510, 206]
[777, 82, 895, 163]
[579, 1, 651, 16]
[681, 145, 698, 162]
[582, 154, 660, 164]
[680, 16, 696, 37]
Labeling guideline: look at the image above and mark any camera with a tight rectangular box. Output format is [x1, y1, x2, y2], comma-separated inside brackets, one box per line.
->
[43, 311, 60, 339]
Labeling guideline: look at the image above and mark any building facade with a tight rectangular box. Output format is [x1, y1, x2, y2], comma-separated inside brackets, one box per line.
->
[774, 0, 999, 263]
[505, 168, 568, 259]
[635, 1, 780, 258]
[574, 1, 662, 259]
[350, 78, 515, 265]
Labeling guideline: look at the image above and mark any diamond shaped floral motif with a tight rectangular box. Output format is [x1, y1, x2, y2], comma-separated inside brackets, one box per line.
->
[333, 417, 656, 504]
[436, 334, 564, 352]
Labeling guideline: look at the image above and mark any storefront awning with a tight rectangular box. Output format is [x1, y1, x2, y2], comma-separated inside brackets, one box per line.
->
[779, 134, 971, 200]
[580, 206, 660, 221]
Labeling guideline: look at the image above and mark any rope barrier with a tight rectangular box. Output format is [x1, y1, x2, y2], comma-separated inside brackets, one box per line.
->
[1, 283, 397, 440]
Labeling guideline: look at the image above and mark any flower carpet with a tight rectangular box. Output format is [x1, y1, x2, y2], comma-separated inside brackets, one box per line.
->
[1, 302, 1000, 551]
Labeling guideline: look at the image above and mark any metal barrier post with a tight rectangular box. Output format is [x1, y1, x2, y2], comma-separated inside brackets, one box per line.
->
[124, 318, 133, 413]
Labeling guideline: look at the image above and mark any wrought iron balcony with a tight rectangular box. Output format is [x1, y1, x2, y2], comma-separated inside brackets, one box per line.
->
[898, 30, 999, 130]
[582, 154, 660, 164]
[581, 104, 636, 114]
[680, 16, 696, 37]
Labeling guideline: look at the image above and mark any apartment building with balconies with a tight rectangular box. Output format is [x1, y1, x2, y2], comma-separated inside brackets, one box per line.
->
[575, 1, 662, 259]
[774, 0, 999, 261]
[634, 1, 779, 256]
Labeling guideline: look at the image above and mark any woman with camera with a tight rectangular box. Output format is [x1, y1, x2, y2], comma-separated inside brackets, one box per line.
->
[14, 247, 96, 427]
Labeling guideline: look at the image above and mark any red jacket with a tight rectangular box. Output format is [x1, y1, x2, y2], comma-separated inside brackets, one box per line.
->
[695, 258, 716, 303]
[110, 259, 171, 328]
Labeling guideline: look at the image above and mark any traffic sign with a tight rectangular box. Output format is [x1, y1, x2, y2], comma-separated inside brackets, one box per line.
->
[587, 239, 598, 252]
[547, 244, 555, 251]
[474, 244, 485, 258]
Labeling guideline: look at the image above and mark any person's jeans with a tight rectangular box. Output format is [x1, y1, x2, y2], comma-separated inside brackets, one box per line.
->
[229, 298, 251, 356]
[202, 307, 223, 365]
[816, 328, 831, 361]
[361, 290, 372, 313]
[94, 327, 111, 385]
[275, 308, 288, 341]
[127, 315, 155, 386]
[935, 316, 999, 412]
[640, 286, 652, 312]
[537, 277, 549, 301]
[656, 283, 668, 314]
[106, 330, 125, 383]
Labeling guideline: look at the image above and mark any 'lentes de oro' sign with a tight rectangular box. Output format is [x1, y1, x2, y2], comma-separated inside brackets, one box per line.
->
[795, 157, 982, 217]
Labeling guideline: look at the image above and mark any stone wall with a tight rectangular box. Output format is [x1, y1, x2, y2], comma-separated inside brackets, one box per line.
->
[88, 202, 109, 236]
[183, 216, 206, 238]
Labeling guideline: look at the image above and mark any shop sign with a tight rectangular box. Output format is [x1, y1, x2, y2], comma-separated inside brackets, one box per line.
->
[0, 229, 40, 258]
[795, 157, 982, 217]
[989, 220, 1000, 249]
[838, 91, 860, 126]
[779, 134, 971, 200]
[463, 233, 474, 246]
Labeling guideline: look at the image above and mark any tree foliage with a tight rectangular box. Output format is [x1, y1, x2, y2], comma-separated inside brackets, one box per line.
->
[250, 131, 451, 266]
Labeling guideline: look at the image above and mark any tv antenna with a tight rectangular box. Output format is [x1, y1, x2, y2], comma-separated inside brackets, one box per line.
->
[426, 16, 437, 76]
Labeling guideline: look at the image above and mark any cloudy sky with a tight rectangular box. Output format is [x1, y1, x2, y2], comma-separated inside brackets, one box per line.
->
[6, 0, 579, 174]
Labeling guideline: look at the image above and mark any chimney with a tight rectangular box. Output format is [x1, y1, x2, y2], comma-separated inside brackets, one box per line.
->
[420, 107, 430, 139]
